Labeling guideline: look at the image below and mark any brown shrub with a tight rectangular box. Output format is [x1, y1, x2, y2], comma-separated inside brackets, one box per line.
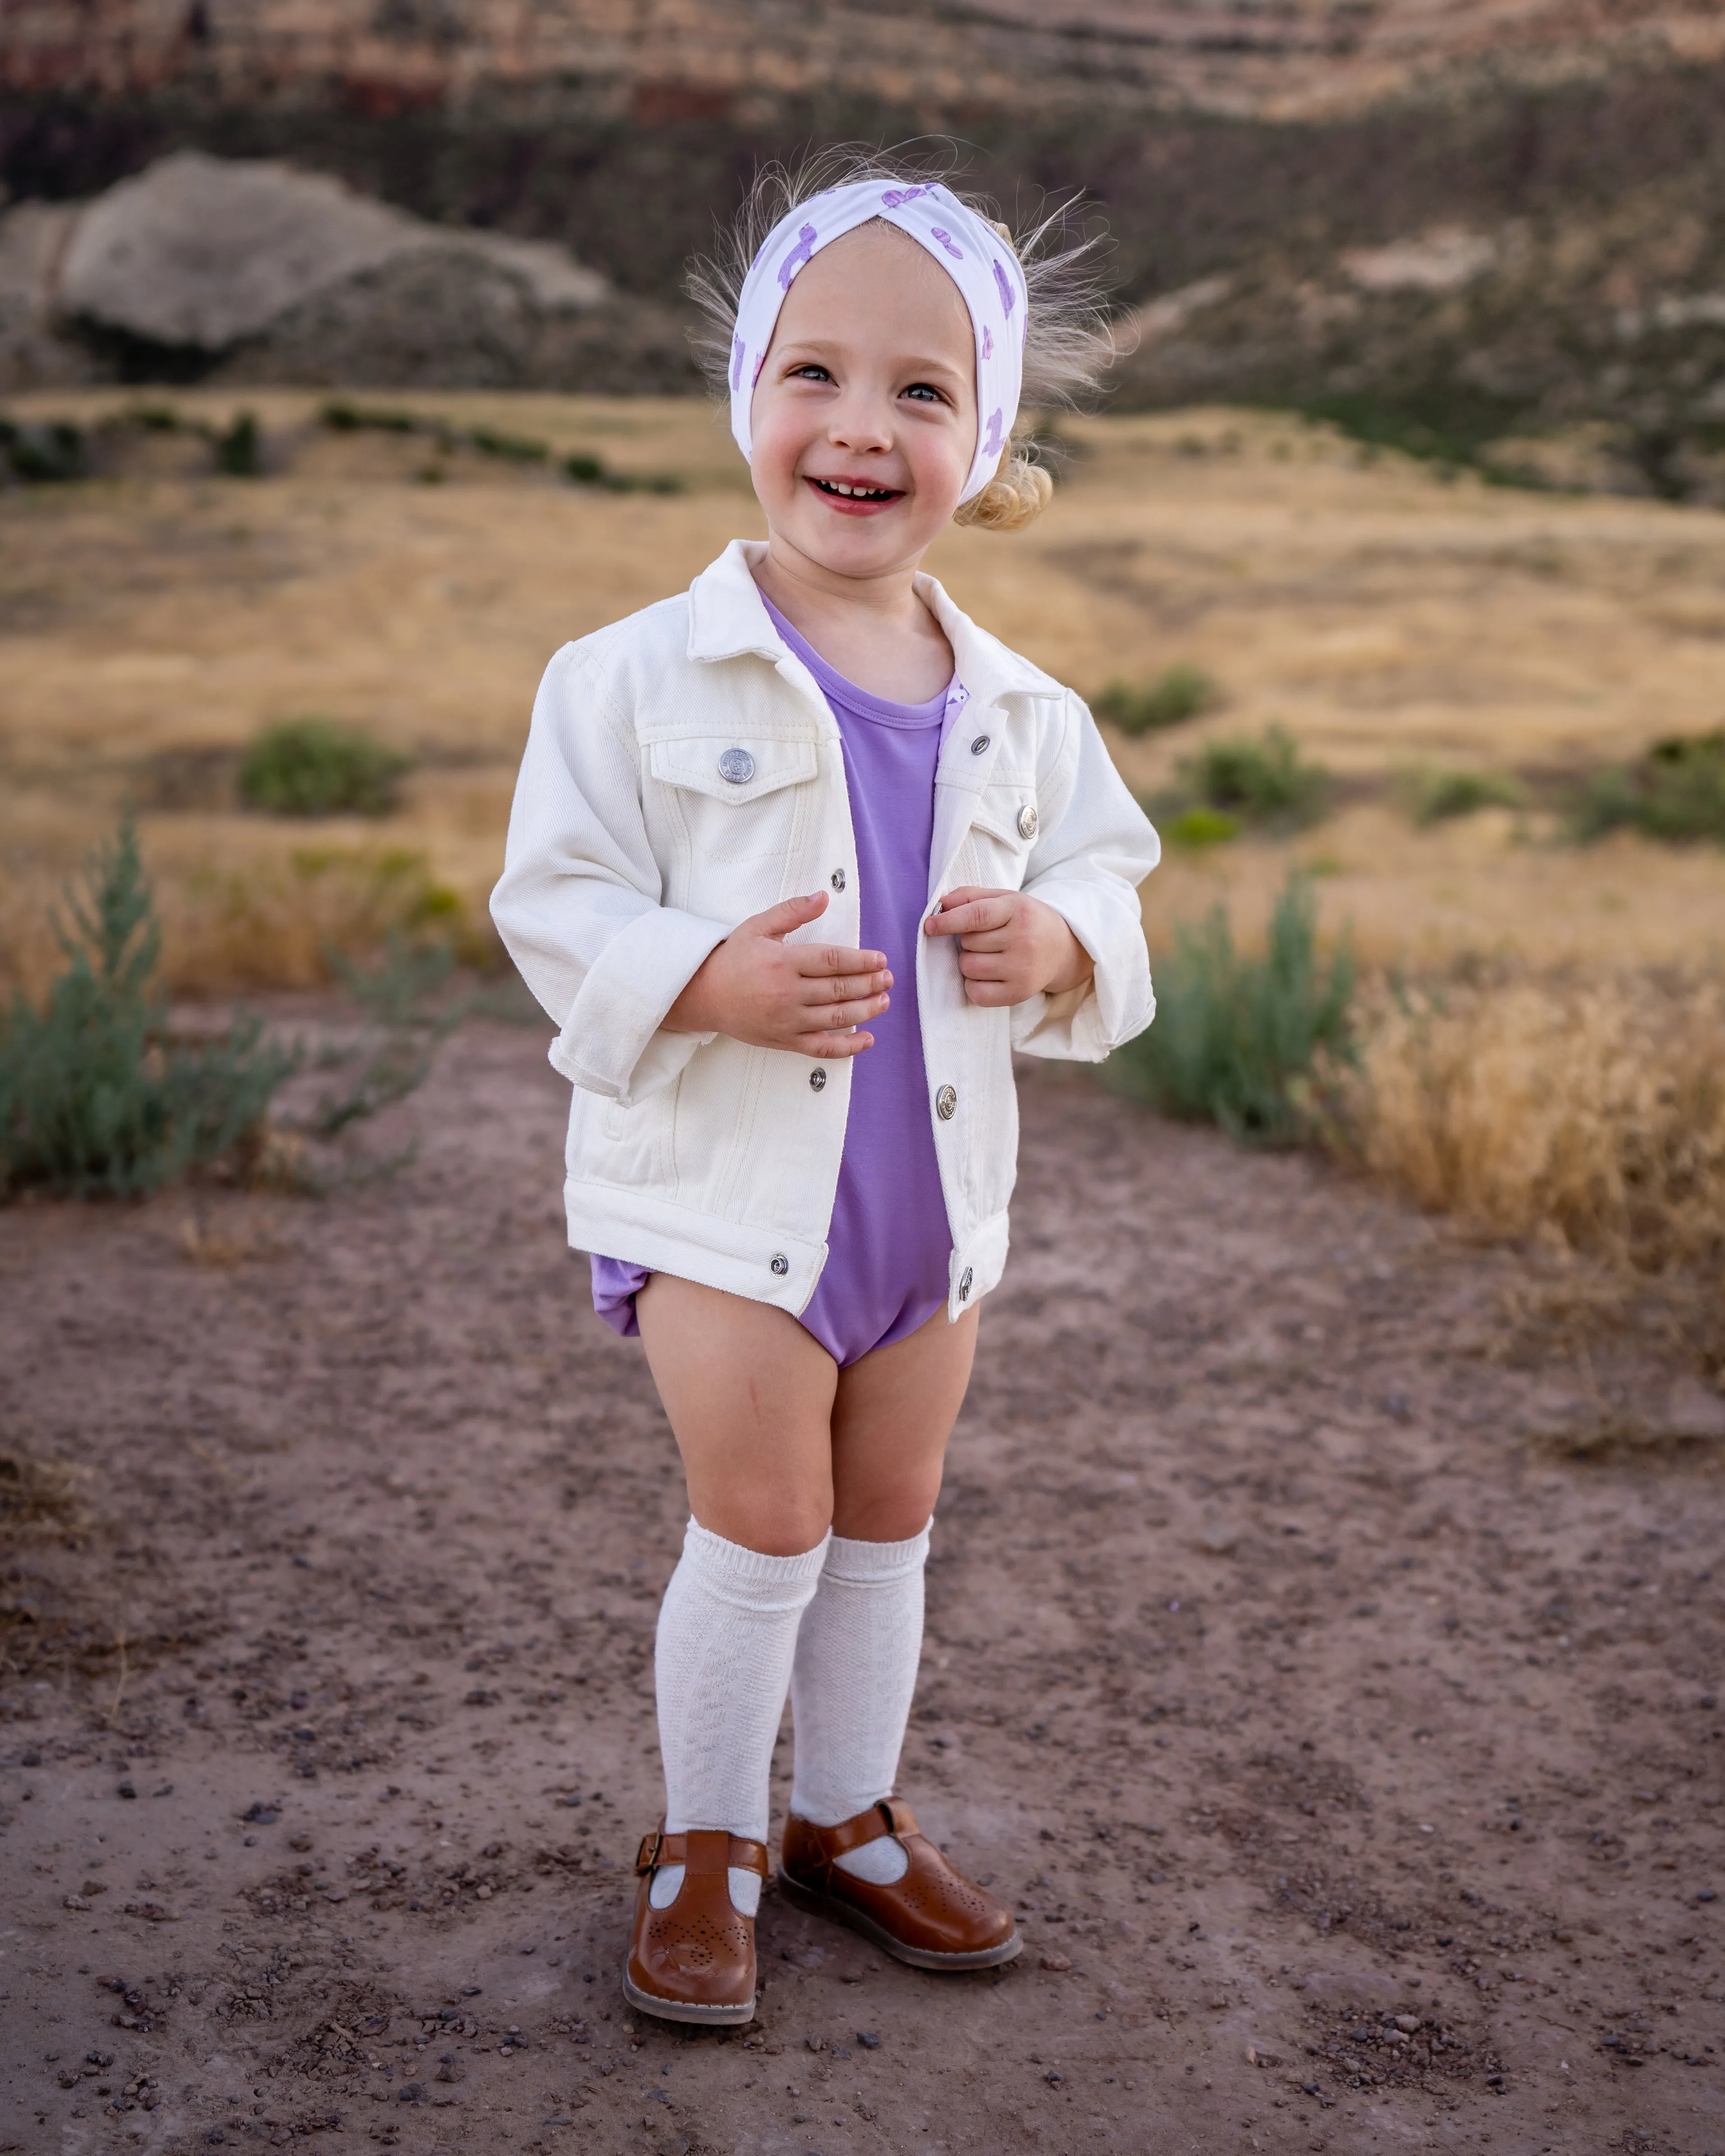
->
[160, 845, 494, 995]
[1328, 970, 1725, 1271]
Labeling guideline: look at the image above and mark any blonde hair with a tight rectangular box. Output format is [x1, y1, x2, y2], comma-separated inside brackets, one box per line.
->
[686, 144, 1112, 534]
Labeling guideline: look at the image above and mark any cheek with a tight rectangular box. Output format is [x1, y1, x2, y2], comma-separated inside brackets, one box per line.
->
[746, 395, 804, 492]
[908, 410, 977, 500]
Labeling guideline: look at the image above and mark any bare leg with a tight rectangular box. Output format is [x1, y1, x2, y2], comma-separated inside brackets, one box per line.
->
[635, 1278, 979, 1545]
[635, 1276, 839, 1554]
[830, 1301, 979, 1539]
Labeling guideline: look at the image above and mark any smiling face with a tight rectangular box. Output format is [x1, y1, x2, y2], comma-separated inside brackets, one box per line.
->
[746, 221, 979, 583]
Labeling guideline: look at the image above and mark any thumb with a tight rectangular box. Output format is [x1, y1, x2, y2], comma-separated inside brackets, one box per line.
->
[747, 890, 829, 942]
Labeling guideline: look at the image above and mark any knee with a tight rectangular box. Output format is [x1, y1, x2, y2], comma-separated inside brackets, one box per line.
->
[696, 1502, 832, 1559]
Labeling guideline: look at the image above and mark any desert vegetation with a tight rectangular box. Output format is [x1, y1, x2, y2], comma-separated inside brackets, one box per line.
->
[2, 388, 1723, 1284]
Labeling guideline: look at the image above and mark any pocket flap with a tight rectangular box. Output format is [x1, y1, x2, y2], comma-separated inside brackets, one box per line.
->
[969, 790, 1034, 846]
[649, 736, 819, 804]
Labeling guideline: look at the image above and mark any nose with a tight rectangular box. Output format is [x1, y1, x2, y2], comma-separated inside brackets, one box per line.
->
[826, 385, 893, 456]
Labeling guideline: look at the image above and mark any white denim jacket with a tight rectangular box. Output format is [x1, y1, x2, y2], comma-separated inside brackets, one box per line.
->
[491, 539, 1160, 1323]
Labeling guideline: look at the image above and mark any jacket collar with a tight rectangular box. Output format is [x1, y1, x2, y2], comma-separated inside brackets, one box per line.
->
[686, 539, 1064, 713]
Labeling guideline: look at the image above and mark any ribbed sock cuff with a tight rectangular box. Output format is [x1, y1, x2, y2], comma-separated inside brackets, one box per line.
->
[683, 1517, 831, 1608]
[822, 1518, 932, 1585]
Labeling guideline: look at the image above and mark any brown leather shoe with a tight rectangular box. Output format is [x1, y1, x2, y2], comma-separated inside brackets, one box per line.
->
[623, 1827, 768, 2026]
[778, 1799, 1020, 1971]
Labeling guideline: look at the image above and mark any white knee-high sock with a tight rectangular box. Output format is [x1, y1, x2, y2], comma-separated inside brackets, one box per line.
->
[789, 1521, 930, 1886]
[650, 1517, 828, 1917]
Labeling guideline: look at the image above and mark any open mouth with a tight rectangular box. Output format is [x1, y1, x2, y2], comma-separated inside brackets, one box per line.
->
[806, 476, 903, 507]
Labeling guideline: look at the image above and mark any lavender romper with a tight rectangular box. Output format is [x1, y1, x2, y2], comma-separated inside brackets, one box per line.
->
[589, 598, 964, 1366]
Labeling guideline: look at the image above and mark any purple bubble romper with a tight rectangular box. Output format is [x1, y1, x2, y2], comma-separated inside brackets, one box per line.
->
[589, 595, 962, 1366]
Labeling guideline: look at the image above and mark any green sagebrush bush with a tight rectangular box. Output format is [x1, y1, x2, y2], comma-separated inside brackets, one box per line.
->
[1394, 763, 1524, 826]
[1092, 664, 1220, 736]
[1107, 875, 1354, 1145]
[239, 718, 413, 818]
[0, 818, 297, 1198]
[1569, 730, 1725, 845]
[1169, 725, 1331, 831]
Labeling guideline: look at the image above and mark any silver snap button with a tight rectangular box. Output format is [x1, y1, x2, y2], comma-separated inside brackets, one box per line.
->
[809, 1068, 826, 1092]
[934, 1084, 957, 1121]
[769, 1253, 790, 1277]
[970, 734, 991, 756]
[958, 1266, 974, 1301]
[1017, 802, 1039, 840]
[830, 868, 846, 892]
[718, 747, 755, 784]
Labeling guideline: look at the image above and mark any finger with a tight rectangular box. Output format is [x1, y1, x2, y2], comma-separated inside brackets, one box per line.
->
[961, 979, 1018, 1007]
[799, 992, 889, 1031]
[794, 940, 888, 977]
[926, 895, 1015, 939]
[750, 891, 829, 941]
[958, 952, 1014, 982]
[799, 1027, 876, 1059]
[798, 969, 891, 1007]
[956, 930, 1012, 953]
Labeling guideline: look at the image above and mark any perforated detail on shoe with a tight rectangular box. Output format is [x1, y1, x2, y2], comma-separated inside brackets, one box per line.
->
[646, 1908, 750, 1973]
[899, 1852, 996, 1922]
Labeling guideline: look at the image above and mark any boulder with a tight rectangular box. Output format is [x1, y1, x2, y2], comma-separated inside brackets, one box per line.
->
[0, 149, 701, 391]
[54, 148, 609, 353]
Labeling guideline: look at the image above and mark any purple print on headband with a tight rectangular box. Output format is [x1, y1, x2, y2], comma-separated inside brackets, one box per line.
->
[752, 352, 766, 385]
[982, 407, 1003, 460]
[880, 186, 934, 210]
[777, 223, 819, 290]
[992, 258, 1016, 317]
[730, 335, 746, 393]
[928, 226, 965, 261]
[981, 324, 994, 361]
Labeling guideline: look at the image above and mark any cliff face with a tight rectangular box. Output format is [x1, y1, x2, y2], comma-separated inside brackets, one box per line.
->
[4, 0, 1725, 492]
[3, 0, 1722, 124]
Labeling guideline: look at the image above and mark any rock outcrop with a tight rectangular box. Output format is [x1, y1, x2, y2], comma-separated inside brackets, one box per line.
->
[0, 151, 695, 390]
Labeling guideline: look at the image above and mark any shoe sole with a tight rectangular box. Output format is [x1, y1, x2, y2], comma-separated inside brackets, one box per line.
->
[621, 1969, 756, 2026]
[777, 1868, 1023, 1972]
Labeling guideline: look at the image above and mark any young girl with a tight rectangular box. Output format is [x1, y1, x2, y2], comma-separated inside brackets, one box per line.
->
[491, 156, 1160, 2026]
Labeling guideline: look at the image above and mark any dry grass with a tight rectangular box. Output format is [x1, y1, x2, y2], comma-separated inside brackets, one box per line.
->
[1331, 971, 1725, 1271]
[4, 388, 1725, 1279]
[3, 393, 1725, 996]
[0, 1445, 88, 1540]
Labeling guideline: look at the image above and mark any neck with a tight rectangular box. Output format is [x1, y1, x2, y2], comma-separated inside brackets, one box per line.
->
[749, 532, 954, 704]
[751, 532, 930, 641]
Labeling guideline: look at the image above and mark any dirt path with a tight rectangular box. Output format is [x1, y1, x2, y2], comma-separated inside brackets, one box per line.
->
[2, 1019, 1720, 2156]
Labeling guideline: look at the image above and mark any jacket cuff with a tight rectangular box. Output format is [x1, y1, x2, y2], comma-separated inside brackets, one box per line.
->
[549, 906, 730, 1105]
[1012, 877, 1153, 1062]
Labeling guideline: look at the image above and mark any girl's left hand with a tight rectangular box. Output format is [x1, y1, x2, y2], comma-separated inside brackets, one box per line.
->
[924, 886, 1095, 1006]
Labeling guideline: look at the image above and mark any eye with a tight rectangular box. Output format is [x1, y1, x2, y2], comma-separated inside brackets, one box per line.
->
[902, 383, 947, 406]
[789, 364, 832, 383]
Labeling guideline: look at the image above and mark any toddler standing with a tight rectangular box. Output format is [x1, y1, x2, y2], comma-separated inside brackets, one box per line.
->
[492, 156, 1160, 2024]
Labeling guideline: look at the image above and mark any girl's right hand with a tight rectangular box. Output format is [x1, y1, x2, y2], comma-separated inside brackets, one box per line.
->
[663, 891, 891, 1057]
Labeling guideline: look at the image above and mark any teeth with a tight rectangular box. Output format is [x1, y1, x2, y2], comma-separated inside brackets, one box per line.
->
[818, 479, 891, 499]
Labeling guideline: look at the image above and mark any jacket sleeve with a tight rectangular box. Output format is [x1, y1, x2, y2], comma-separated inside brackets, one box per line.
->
[1011, 690, 1161, 1061]
[490, 642, 731, 1105]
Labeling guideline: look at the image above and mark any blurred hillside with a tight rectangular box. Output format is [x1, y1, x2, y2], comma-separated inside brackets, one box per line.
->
[3, 0, 1725, 493]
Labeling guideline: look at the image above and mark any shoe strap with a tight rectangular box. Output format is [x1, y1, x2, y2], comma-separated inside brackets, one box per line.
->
[636, 1828, 768, 1879]
[802, 1797, 922, 1865]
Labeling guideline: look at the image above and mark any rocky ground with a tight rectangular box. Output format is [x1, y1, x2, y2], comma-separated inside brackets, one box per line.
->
[1, 1016, 1721, 2156]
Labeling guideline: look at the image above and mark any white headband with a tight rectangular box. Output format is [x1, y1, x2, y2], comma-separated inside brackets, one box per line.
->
[727, 178, 1029, 505]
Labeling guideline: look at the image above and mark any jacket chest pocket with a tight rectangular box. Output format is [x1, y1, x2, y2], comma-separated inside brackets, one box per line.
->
[964, 784, 1039, 888]
[649, 736, 821, 864]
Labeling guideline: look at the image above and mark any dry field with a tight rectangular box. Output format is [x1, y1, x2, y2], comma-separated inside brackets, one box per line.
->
[2, 398, 1724, 2156]
[3, 390, 1725, 993]
[2, 1023, 1723, 2156]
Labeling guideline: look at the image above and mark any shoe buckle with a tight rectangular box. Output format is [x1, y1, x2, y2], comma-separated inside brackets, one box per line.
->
[636, 1831, 663, 1874]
